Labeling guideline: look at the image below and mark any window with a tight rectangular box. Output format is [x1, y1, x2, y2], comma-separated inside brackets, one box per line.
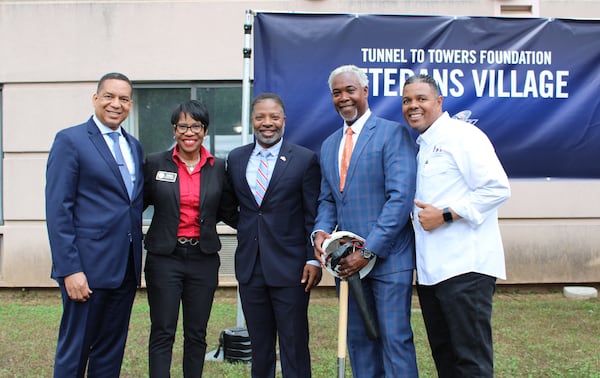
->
[197, 86, 248, 159]
[494, 0, 539, 17]
[133, 87, 190, 154]
[129, 82, 250, 224]
[129, 82, 251, 159]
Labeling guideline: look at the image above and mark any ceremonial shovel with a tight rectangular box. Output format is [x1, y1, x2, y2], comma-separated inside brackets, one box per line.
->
[321, 231, 379, 377]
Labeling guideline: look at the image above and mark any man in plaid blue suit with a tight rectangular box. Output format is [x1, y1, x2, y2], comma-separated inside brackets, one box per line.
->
[313, 65, 418, 377]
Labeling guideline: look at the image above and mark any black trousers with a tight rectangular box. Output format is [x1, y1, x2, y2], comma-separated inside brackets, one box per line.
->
[145, 245, 219, 378]
[417, 272, 497, 378]
[238, 256, 311, 378]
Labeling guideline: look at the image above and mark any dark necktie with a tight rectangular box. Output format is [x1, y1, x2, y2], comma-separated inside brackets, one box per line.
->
[109, 132, 133, 199]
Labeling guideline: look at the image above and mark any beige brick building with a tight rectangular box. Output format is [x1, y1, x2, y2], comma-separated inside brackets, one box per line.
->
[1, 0, 599, 287]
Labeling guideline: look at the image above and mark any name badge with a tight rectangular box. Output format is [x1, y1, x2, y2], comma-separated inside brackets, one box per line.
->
[156, 171, 177, 182]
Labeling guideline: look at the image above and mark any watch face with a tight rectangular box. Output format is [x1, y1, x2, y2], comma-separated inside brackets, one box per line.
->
[443, 208, 453, 223]
[362, 249, 372, 259]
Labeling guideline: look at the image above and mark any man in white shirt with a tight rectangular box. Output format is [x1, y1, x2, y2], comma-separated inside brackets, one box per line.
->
[402, 74, 511, 377]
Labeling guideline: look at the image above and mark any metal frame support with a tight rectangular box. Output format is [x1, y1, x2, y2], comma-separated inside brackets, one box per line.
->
[241, 9, 254, 147]
[237, 9, 254, 328]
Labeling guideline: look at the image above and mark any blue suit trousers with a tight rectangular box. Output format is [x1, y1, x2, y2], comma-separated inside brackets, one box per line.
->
[345, 269, 418, 378]
[53, 254, 136, 378]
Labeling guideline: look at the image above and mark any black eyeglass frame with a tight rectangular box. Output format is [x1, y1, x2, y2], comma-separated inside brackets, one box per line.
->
[173, 123, 206, 134]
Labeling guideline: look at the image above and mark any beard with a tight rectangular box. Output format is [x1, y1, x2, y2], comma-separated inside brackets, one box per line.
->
[338, 108, 358, 123]
[254, 127, 284, 148]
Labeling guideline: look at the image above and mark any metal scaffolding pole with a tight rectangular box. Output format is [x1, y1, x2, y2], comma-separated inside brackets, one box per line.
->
[237, 9, 254, 328]
[241, 9, 253, 147]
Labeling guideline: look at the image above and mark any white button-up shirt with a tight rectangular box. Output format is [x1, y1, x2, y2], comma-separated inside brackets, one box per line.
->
[413, 112, 511, 285]
[245, 138, 283, 190]
[337, 109, 371, 175]
[94, 115, 136, 186]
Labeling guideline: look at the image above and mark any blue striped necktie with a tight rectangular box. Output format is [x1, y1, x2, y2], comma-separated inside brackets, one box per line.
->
[109, 132, 133, 199]
[254, 149, 270, 206]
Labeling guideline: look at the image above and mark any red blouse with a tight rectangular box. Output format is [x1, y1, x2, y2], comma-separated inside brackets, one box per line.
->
[172, 146, 214, 238]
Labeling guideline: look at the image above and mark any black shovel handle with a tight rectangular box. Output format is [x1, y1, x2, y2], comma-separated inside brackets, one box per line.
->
[347, 274, 379, 340]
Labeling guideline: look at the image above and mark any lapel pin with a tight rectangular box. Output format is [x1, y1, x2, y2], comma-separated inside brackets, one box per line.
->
[280, 156, 286, 161]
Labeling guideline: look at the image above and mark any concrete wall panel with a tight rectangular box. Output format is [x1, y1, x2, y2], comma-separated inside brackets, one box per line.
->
[0, 223, 55, 287]
[502, 220, 600, 283]
[0, 0, 598, 286]
[3, 83, 94, 152]
[3, 154, 47, 220]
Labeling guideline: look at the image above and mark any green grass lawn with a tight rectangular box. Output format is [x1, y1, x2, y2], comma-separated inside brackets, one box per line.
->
[1, 286, 598, 377]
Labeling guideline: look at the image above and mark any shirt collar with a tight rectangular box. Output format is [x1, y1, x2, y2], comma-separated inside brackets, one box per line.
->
[93, 114, 123, 136]
[344, 108, 371, 135]
[416, 111, 449, 146]
[253, 138, 283, 157]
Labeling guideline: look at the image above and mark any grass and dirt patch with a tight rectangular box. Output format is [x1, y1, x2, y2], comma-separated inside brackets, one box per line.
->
[1, 285, 599, 377]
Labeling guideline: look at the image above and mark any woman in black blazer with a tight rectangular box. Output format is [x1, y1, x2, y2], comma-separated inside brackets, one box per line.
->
[143, 100, 238, 377]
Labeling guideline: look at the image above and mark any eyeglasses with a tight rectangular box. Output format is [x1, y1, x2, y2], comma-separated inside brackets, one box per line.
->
[174, 123, 205, 134]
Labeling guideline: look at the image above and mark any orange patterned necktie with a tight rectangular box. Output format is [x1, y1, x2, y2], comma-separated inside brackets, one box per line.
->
[340, 127, 354, 192]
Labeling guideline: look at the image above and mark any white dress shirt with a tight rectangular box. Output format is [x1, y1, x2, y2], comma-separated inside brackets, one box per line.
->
[337, 109, 371, 176]
[94, 115, 136, 186]
[245, 138, 283, 190]
[413, 112, 511, 285]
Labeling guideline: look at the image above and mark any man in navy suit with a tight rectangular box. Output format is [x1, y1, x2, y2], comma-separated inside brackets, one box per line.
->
[227, 93, 321, 378]
[46, 72, 144, 377]
[312, 65, 418, 377]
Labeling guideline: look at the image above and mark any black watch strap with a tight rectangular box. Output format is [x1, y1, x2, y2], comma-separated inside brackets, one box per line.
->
[443, 207, 453, 223]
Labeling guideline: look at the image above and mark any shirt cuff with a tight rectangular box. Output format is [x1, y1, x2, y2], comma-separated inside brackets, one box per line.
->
[310, 229, 325, 246]
[306, 259, 321, 267]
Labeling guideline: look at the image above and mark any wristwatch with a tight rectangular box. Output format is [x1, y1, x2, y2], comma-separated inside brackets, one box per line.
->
[360, 247, 376, 260]
[443, 207, 453, 223]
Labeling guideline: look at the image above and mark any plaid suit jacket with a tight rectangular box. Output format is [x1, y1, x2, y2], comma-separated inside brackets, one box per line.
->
[314, 114, 417, 276]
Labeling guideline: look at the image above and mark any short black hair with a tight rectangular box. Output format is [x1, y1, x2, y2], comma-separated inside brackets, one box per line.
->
[251, 93, 286, 114]
[97, 72, 132, 93]
[170, 100, 210, 130]
[403, 74, 440, 96]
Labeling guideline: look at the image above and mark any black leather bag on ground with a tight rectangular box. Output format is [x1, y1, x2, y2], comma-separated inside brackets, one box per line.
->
[213, 327, 252, 363]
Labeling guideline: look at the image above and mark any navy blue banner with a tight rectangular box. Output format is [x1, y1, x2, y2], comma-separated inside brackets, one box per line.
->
[253, 13, 600, 178]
